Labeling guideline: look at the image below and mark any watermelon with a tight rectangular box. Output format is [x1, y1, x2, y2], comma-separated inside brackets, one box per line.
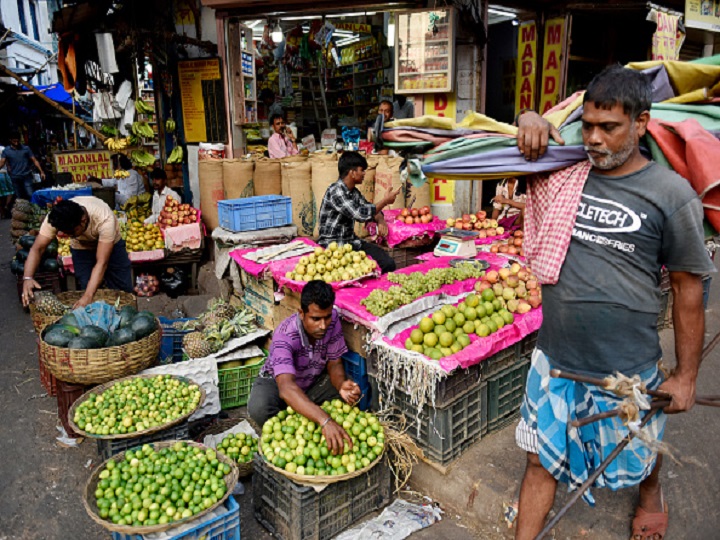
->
[80, 325, 109, 346]
[10, 259, 24, 275]
[19, 235, 36, 250]
[44, 241, 58, 258]
[118, 305, 138, 328]
[15, 249, 29, 262]
[42, 258, 59, 272]
[58, 313, 79, 327]
[68, 336, 102, 349]
[44, 323, 80, 336]
[108, 327, 136, 346]
[130, 314, 157, 339]
[44, 328, 76, 347]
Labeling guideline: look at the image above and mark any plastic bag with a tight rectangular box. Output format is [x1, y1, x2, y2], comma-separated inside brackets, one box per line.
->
[134, 273, 160, 297]
[160, 267, 187, 298]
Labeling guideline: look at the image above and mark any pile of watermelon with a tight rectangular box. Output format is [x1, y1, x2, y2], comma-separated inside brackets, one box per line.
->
[43, 306, 158, 349]
[11, 235, 60, 275]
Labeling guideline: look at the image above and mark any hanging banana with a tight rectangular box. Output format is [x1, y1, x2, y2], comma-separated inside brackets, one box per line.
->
[165, 119, 176, 133]
[167, 146, 184, 164]
[134, 99, 154, 115]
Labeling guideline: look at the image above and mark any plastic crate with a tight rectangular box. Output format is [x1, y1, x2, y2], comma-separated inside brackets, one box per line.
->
[218, 195, 292, 232]
[516, 330, 539, 359]
[218, 353, 267, 409]
[158, 316, 196, 364]
[253, 454, 392, 540]
[111, 495, 240, 540]
[485, 358, 530, 435]
[57, 379, 90, 438]
[381, 245, 432, 270]
[96, 420, 190, 461]
[341, 352, 371, 411]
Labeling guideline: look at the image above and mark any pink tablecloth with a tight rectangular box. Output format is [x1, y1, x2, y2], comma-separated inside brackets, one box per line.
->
[229, 238, 319, 279]
[334, 253, 510, 324]
[368, 209, 446, 248]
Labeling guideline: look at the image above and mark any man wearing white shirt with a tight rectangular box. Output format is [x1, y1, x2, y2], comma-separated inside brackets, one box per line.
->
[145, 168, 180, 224]
[114, 154, 146, 209]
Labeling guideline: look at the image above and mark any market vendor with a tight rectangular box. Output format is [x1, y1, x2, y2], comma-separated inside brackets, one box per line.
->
[21, 197, 133, 308]
[114, 154, 147, 209]
[491, 177, 526, 227]
[268, 114, 299, 159]
[248, 280, 361, 454]
[317, 151, 400, 273]
[145, 168, 180, 224]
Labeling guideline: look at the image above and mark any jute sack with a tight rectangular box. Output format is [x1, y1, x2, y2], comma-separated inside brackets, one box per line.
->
[311, 155, 340, 238]
[253, 158, 282, 196]
[374, 156, 405, 210]
[355, 155, 380, 238]
[222, 159, 254, 199]
[406, 178, 431, 210]
[198, 160, 225, 231]
[281, 160, 315, 237]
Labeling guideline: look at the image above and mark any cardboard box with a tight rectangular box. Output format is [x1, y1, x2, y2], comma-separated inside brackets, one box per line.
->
[244, 288, 296, 331]
[241, 268, 276, 304]
[342, 319, 371, 354]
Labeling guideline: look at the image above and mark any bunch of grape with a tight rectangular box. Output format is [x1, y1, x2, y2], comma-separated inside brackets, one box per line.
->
[361, 264, 484, 316]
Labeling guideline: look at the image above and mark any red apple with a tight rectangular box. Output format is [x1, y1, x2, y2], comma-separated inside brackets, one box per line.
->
[400, 208, 410, 217]
[421, 214, 432, 224]
[414, 217, 421, 224]
[514, 230, 524, 238]
[420, 205, 431, 216]
[485, 270, 499, 283]
[499, 245, 509, 253]
[462, 214, 472, 223]
[476, 210, 487, 221]
[410, 208, 419, 218]
[405, 217, 414, 225]
[490, 245, 500, 253]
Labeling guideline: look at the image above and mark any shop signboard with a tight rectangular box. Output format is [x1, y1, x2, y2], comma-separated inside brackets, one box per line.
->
[178, 58, 228, 143]
[539, 18, 565, 114]
[423, 93, 456, 119]
[685, 0, 720, 31]
[515, 21, 538, 115]
[334, 22, 371, 34]
[54, 150, 112, 183]
[431, 178, 455, 204]
[651, 10, 684, 60]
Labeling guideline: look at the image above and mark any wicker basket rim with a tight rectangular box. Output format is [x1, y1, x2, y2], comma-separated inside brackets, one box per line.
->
[198, 417, 258, 478]
[29, 289, 136, 333]
[67, 374, 206, 440]
[82, 440, 239, 535]
[258, 442, 384, 485]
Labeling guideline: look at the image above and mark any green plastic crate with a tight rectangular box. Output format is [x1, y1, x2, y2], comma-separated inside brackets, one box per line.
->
[218, 350, 267, 409]
[485, 358, 530, 434]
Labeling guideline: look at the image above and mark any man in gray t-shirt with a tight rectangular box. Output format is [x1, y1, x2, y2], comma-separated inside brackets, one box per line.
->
[0, 132, 45, 200]
[513, 66, 714, 540]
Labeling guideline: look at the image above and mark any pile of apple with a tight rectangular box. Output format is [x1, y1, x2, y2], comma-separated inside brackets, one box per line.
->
[474, 262, 542, 313]
[490, 230, 524, 257]
[396, 206, 433, 225]
[158, 196, 199, 229]
[446, 211, 506, 238]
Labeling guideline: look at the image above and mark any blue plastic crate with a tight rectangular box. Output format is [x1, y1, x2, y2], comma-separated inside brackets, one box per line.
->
[342, 352, 371, 411]
[111, 495, 240, 540]
[217, 195, 292, 232]
[158, 317, 196, 364]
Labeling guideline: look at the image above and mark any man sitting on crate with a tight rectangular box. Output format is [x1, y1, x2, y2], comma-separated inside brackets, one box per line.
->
[512, 66, 714, 540]
[248, 280, 361, 455]
[317, 151, 401, 274]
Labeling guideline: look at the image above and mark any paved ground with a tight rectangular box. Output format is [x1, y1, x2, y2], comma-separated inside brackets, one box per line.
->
[1, 214, 718, 539]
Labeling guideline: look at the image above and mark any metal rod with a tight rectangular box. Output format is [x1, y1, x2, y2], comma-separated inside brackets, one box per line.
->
[570, 400, 671, 429]
[534, 410, 659, 540]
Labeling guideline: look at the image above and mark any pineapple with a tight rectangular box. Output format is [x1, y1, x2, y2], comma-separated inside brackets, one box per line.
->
[34, 292, 69, 316]
[208, 298, 236, 320]
[183, 331, 219, 358]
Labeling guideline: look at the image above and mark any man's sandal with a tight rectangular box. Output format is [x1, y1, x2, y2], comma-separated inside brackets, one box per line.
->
[631, 489, 668, 540]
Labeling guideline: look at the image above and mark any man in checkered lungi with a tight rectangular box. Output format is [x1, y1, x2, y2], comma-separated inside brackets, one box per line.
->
[513, 66, 715, 540]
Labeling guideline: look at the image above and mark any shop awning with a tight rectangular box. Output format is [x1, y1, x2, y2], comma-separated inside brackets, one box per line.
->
[19, 83, 84, 108]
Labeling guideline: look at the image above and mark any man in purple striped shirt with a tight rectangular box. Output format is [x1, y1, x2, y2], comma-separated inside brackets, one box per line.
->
[248, 280, 361, 454]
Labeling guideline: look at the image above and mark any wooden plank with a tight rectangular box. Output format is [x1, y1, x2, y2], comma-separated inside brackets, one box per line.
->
[227, 20, 245, 126]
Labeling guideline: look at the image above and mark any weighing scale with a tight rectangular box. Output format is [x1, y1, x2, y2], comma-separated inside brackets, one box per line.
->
[434, 228, 479, 258]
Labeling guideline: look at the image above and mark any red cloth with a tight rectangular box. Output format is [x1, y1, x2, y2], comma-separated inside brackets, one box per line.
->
[524, 161, 593, 284]
[646, 118, 720, 230]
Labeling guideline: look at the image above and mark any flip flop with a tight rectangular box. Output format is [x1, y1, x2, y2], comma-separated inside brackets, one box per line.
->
[631, 489, 668, 540]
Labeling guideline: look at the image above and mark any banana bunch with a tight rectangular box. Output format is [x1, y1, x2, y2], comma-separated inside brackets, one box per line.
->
[113, 169, 131, 179]
[132, 122, 155, 139]
[135, 99, 154, 115]
[167, 146, 184, 164]
[122, 192, 153, 220]
[104, 137, 131, 151]
[165, 118, 176, 133]
[130, 149, 156, 167]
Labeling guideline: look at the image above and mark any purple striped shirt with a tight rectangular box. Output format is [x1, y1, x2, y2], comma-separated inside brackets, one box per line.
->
[261, 310, 348, 391]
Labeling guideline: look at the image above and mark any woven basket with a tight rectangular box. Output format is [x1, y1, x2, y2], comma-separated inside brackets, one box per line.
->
[30, 290, 137, 334]
[67, 374, 206, 440]
[82, 440, 239, 535]
[198, 417, 257, 478]
[258, 443, 384, 485]
[39, 323, 161, 385]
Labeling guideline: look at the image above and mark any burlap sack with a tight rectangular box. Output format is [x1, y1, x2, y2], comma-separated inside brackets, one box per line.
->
[374, 156, 405, 210]
[253, 158, 282, 196]
[222, 159, 254, 200]
[355, 155, 380, 238]
[198, 160, 225, 231]
[281, 160, 315, 237]
[311, 155, 340, 238]
[406, 179, 431, 211]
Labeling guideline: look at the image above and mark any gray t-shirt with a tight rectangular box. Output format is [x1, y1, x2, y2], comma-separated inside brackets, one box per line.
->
[538, 162, 715, 377]
[2, 145, 35, 178]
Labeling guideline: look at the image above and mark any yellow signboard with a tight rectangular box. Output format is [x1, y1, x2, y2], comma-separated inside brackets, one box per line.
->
[685, 0, 720, 31]
[334, 22, 372, 34]
[431, 178, 455, 204]
[515, 21, 537, 115]
[424, 93, 456, 197]
[651, 10, 684, 59]
[54, 150, 112, 183]
[539, 18, 564, 114]
[178, 58, 223, 143]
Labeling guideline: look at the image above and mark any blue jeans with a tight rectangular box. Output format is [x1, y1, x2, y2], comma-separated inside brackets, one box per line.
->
[71, 240, 133, 293]
[10, 174, 34, 200]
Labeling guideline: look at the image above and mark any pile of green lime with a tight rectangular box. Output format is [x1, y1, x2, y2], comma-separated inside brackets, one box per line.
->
[73, 375, 202, 436]
[405, 292, 515, 360]
[261, 400, 385, 476]
[217, 432, 258, 464]
[93, 442, 232, 527]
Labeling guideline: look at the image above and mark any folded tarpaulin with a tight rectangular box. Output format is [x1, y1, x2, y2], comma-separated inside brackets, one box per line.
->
[628, 59, 720, 103]
[646, 118, 720, 231]
[381, 129, 453, 146]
